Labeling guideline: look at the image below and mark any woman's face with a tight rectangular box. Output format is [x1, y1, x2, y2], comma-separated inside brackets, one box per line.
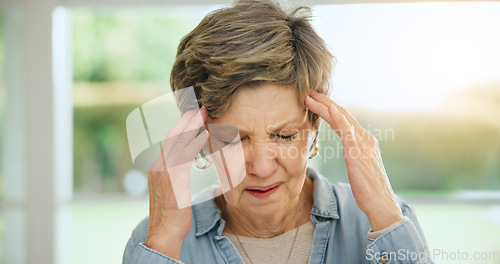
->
[206, 83, 313, 217]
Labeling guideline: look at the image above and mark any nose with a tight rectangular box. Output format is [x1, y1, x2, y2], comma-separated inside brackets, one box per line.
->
[245, 142, 277, 178]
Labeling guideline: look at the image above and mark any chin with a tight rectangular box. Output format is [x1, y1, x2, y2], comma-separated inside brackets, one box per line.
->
[241, 189, 296, 215]
[242, 199, 288, 217]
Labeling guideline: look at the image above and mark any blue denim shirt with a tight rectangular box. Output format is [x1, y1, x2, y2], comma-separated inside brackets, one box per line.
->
[123, 168, 433, 263]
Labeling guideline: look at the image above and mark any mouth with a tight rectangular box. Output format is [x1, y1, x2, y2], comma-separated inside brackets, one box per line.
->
[245, 182, 282, 199]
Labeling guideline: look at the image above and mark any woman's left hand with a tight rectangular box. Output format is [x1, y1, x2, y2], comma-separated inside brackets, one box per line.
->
[305, 92, 403, 231]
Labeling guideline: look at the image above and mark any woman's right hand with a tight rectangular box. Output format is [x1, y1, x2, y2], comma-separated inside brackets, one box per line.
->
[144, 107, 209, 260]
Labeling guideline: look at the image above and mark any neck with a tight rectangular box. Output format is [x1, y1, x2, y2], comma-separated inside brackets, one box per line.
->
[218, 176, 314, 238]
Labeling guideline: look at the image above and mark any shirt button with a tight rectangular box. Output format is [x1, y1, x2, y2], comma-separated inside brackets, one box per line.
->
[379, 253, 389, 263]
[315, 216, 324, 221]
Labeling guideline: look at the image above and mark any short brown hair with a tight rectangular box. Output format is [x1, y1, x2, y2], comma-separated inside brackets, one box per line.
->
[170, 0, 335, 154]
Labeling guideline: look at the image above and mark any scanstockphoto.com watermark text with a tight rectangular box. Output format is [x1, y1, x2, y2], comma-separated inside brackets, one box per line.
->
[260, 124, 396, 162]
[366, 249, 500, 262]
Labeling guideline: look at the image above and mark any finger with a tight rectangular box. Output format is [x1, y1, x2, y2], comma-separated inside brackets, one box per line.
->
[167, 131, 209, 209]
[166, 111, 209, 169]
[151, 108, 206, 172]
[175, 129, 209, 166]
[183, 106, 208, 136]
[151, 132, 209, 209]
[191, 128, 209, 152]
[154, 131, 209, 209]
[327, 103, 356, 141]
[310, 92, 363, 131]
[163, 107, 207, 160]
[306, 95, 351, 136]
[304, 96, 334, 125]
[172, 107, 208, 152]
[168, 108, 199, 138]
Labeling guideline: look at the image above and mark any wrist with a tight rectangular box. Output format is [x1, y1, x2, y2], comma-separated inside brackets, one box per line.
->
[365, 204, 403, 232]
[144, 235, 184, 260]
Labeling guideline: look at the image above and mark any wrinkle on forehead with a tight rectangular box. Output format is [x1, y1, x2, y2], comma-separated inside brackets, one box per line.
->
[208, 84, 306, 136]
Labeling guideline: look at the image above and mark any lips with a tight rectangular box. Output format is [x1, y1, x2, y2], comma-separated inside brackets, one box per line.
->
[245, 182, 282, 199]
[246, 182, 282, 192]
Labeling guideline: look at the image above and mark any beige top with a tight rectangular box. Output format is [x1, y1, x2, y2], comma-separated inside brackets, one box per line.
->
[223, 221, 315, 264]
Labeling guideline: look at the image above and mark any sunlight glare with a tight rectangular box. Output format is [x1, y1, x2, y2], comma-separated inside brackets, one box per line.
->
[313, 3, 500, 111]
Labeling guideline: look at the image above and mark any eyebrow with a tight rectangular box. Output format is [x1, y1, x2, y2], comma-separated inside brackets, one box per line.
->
[211, 113, 309, 136]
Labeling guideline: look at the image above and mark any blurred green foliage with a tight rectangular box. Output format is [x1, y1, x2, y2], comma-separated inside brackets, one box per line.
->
[317, 84, 500, 191]
[73, 104, 137, 193]
[73, 9, 196, 82]
[72, 9, 199, 193]
[317, 110, 500, 191]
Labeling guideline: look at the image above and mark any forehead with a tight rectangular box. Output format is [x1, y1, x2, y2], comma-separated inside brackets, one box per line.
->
[211, 83, 308, 131]
[235, 83, 301, 112]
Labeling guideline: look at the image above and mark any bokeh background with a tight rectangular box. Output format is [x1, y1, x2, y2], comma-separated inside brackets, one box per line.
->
[0, 1, 499, 264]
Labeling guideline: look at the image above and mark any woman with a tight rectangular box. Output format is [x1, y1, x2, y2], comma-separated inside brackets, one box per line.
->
[123, 0, 432, 263]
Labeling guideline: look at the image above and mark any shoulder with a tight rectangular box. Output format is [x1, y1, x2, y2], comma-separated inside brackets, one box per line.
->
[122, 216, 150, 263]
[127, 215, 150, 245]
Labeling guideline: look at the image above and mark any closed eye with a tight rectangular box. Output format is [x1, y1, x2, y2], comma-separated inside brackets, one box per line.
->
[223, 139, 241, 147]
[223, 136, 247, 147]
[271, 133, 296, 142]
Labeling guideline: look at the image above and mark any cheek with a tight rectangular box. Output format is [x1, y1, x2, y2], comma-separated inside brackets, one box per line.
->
[284, 170, 307, 198]
[220, 181, 246, 206]
[210, 147, 246, 194]
[277, 142, 309, 195]
[276, 141, 310, 168]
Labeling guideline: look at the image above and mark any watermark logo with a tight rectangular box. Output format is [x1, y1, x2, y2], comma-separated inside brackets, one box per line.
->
[126, 86, 247, 208]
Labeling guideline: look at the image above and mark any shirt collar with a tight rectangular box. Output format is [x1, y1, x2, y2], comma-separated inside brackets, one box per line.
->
[307, 167, 340, 219]
[192, 167, 339, 237]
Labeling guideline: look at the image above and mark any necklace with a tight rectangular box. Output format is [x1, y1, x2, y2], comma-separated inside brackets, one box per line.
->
[226, 222, 300, 264]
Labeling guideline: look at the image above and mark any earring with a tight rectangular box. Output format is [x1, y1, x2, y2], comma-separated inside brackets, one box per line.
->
[193, 152, 211, 169]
